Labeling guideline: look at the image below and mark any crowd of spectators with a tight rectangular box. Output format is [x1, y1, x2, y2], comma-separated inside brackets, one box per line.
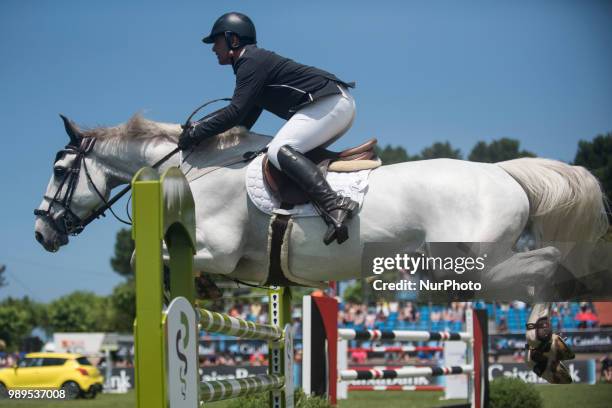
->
[194, 295, 602, 336]
[339, 301, 599, 333]
[339, 301, 469, 332]
[495, 301, 599, 334]
[0, 299, 601, 369]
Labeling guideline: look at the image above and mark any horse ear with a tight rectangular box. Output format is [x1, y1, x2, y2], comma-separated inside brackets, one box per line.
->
[59, 114, 83, 146]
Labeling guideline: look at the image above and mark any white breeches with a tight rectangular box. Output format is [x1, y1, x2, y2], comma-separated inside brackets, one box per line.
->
[266, 86, 356, 169]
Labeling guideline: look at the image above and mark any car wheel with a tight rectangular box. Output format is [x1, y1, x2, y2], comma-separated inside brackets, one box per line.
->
[0, 383, 8, 399]
[82, 389, 97, 399]
[61, 381, 81, 400]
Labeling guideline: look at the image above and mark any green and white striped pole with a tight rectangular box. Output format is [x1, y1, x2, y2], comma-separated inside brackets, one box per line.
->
[199, 309, 283, 341]
[200, 374, 284, 402]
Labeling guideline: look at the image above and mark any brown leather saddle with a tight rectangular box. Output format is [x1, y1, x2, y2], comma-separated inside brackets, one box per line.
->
[262, 138, 381, 206]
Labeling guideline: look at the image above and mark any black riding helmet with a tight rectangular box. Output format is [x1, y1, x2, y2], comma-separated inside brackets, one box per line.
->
[202, 12, 256, 50]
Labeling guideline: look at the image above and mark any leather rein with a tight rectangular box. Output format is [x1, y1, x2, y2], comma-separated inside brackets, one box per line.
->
[34, 98, 239, 236]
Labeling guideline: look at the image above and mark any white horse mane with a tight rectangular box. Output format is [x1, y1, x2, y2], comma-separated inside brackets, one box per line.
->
[81, 113, 252, 150]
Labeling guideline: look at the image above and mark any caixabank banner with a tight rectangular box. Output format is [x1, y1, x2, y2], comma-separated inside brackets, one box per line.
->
[2, 1, 611, 407]
[488, 361, 597, 385]
[492, 329, 612, 355]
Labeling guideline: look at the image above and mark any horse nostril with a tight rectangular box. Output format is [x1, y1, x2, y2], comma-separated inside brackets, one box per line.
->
[35, 231, 44, 244]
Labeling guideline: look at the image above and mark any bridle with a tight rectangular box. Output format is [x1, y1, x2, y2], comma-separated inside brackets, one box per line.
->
[34, 97, 233, 236]
[33, 137, 129, 235]
[34, 138, 96, 235]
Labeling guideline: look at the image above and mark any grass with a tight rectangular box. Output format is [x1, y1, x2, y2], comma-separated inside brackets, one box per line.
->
[2, 384, 611, 407]
[1, 391, 135, 407]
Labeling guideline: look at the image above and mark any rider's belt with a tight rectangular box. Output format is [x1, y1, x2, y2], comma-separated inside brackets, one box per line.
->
[289, 79, 355, 114]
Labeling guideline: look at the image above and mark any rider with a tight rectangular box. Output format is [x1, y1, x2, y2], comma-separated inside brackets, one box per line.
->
[178, 12, 358, 245]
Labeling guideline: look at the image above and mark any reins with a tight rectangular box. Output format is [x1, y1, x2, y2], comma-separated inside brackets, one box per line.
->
[35, 97, 248, 235]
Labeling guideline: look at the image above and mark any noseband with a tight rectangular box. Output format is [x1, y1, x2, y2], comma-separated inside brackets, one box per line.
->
[35, 97, 233, 236]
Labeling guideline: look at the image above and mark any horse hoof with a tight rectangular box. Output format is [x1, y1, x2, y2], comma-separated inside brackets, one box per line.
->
[546, 360, 573, 384]
[553, 334, 575, 361]
[195, 273, 223, 300]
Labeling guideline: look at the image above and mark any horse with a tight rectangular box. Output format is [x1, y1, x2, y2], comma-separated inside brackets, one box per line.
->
[34, 113, 609, 384]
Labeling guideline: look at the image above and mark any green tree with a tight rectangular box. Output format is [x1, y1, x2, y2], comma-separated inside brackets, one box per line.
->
[376, 145, 416, 164]
[0, 297, 44, 351]
[106, 228, 138, 333]
[46, 291, 111, 332]
[573, 132, 612, 206]
[419, 141, 462, 160]
[107, 281, 136, 332]
[342, 280, 363, 304]
[377, 141, 462, 164]
[468, 138, 535, 163]
[110, 228, 134, 279]
[0, 305, 30, 351]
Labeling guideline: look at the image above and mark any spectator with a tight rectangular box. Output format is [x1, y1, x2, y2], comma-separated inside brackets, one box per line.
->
[401, 303, 418, 322]
[350, 350, 368, 365]
[442, 302, 463, 322]
[601, 355, 612, 383]
[354, 309, 365, 328]
[576, 304, 598, 329]
[497, 316, 508, 333]
[249, 350, 266, 366]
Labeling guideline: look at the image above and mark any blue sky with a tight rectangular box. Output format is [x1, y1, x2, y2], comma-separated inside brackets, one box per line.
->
[1, 0, 611, 302]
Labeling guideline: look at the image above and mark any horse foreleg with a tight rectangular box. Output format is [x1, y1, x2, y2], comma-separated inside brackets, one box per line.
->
[525, 303, 575, 384]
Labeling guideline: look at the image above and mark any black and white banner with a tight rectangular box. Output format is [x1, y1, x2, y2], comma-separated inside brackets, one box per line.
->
[491, 329, 612, 354]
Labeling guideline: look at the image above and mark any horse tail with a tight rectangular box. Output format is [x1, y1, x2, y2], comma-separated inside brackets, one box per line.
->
[497, 157, 609, 252]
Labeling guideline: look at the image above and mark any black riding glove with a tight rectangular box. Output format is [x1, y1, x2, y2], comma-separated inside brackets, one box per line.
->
[178, 124, 197, 150]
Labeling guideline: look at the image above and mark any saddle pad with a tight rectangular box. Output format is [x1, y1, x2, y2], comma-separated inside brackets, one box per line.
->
[246, 154, 372, 217]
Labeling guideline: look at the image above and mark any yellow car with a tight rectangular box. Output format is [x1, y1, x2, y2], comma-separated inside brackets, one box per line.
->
[0, 352, 104, 399]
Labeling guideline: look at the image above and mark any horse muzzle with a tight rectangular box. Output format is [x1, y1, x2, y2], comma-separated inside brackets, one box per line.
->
[34, 211, 70, 252]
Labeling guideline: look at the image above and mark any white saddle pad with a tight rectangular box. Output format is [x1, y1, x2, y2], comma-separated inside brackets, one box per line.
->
[245, 154, 372, 217]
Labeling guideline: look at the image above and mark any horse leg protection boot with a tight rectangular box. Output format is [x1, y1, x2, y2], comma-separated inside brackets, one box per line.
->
[276, 145, 358, 245]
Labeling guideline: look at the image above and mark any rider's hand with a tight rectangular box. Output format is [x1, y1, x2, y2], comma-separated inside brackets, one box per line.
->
[178, 124, 197, 150]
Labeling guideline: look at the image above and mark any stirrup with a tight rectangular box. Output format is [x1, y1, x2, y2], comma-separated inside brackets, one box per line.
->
[324, 223, 348, 245]
[318, 198, 358, 245]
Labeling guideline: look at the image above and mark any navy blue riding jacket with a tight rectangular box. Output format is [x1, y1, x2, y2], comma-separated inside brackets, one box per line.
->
[192, 45, 354, 139]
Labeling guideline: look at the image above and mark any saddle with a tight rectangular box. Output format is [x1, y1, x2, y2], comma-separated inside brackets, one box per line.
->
[262, 138, 381, 206]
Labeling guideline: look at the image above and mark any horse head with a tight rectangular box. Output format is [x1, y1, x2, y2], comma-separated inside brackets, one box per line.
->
[34, 111, 271, 253]
[34, 115, 113, 252]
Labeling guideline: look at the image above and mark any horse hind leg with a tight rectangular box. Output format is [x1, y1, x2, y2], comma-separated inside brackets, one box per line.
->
[525, 303, 575, 384]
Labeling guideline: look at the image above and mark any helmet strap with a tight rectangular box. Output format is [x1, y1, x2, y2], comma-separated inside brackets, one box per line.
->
[224, 32, 242, 72]
[224, 31, 240, 50]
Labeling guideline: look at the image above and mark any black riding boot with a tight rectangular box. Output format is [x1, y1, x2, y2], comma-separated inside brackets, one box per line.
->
[276, 145, 358, 245]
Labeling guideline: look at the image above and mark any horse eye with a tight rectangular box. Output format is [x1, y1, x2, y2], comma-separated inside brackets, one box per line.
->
[54, 166, 67, 178]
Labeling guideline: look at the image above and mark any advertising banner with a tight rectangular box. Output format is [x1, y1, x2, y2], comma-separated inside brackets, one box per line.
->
[491, 329, 612, 354]
[488, 360, 596, 384]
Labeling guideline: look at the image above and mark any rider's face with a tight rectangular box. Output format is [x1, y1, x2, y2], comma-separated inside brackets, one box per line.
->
[212, 36, 232, 65]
